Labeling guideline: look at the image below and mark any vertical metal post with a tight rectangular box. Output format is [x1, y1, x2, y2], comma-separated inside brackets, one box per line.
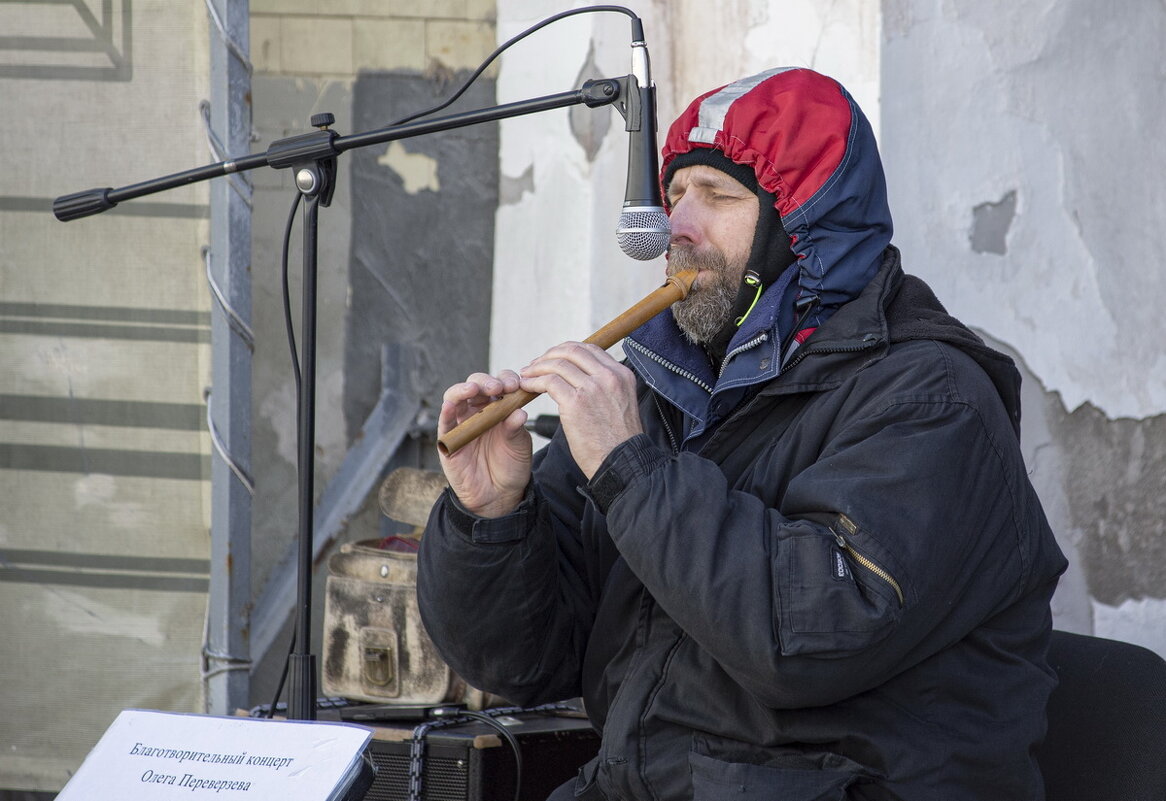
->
[289, 189, 321, 720]
[205, 0, 253, 715]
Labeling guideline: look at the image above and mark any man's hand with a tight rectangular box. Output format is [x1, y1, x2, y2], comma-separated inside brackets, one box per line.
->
[437, 371, 532, 519]
[519, 342, 642, 479]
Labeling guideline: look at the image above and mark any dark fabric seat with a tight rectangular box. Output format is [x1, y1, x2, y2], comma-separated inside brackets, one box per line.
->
[1035, 630, 1166, 801]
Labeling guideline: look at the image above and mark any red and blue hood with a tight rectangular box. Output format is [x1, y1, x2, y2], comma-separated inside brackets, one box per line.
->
[661, 67, 893, 319]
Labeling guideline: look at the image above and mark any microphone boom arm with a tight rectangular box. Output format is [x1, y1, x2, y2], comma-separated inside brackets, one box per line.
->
[53, 78, 629, 221]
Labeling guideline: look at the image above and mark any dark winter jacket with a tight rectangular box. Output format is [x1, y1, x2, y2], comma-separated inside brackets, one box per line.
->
[418, 68, 1067, 800]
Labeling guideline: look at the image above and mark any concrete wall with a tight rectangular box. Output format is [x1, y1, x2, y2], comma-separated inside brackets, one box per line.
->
[0, 2, 212, 791]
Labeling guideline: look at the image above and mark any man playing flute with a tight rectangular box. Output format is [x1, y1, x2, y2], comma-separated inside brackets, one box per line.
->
[419, 67, 1067, 801]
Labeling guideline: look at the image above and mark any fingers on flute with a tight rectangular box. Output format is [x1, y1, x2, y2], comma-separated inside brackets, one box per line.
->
[524, 342, 596, 373]
[521, 343, 622, 393]
[444, 372, 522, 404]
[436, 397, 527, 442]
[439, 372, 524, 437]
[502, 406, 529, 435]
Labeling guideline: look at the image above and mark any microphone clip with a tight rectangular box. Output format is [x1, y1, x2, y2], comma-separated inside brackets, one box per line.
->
[579, 77, 627, 109]
[612, 75, 646, 134]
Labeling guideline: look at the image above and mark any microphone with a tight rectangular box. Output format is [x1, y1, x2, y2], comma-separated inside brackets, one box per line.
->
[616, 19, 670, 261]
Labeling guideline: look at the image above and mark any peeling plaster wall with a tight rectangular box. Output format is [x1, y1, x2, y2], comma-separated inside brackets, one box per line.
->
[882, 0, 1166, 656]
[345, 72, 499, 436]
[660, 0, 881, 134]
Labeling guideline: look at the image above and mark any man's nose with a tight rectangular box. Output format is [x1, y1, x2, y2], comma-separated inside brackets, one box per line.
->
[667, 199, 702, 247]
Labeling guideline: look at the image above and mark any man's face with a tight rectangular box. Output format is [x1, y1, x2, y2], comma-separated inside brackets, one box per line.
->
[665, 164, 761, 345]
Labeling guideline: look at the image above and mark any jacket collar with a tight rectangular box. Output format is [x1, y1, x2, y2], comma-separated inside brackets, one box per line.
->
[624, 261, 797, 428]
[625, 247, 1024, 445]
[624, 249, 904, 437]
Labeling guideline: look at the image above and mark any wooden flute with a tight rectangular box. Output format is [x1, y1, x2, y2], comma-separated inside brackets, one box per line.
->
[437, 268, 698, 455]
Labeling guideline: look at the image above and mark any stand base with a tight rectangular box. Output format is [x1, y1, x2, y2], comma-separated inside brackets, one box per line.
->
[288, 653, 318, 721]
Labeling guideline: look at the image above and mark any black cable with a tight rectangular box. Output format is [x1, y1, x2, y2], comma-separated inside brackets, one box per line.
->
[424, 706, 551, 801]
[457, 710, 523, 801]
[388, 5, 638, 127]
[281, 191, 303, 391]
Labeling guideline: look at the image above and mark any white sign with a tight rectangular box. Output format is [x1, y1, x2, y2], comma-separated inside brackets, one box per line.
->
[56, 709, 373, 800]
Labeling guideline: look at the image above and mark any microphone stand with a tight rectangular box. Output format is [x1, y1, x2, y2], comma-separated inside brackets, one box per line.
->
[53, 76, 634, 721]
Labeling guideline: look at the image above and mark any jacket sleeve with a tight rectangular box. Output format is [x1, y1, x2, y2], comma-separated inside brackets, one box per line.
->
[592, 369, 1051, 709]
[416, 438, 598, 705]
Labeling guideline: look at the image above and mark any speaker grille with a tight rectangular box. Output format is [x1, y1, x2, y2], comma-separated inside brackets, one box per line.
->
[363, 751, 474, 801]
[362, 713, 598, 801]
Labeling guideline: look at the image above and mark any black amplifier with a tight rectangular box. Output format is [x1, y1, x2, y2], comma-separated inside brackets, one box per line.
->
[362, 711, 599, 801]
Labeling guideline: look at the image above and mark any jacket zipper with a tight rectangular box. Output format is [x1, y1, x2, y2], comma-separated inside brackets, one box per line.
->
[651, 394, 679, 454]
[718, 332, 769, 378]
[780, 332, 881, 375]
[625, 338, 714, 394]
[832, 514, 904, 606]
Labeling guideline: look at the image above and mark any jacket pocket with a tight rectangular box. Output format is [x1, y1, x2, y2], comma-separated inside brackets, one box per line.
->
[775, 514, 907, 656]
[689, 751, 862, 801]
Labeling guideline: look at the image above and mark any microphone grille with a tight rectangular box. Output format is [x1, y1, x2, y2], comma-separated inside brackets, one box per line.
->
[617, 207, 671, 261]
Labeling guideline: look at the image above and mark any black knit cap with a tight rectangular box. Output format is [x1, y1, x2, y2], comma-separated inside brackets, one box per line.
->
[663, 147, 759, 202]
[664, 147, 799, 364]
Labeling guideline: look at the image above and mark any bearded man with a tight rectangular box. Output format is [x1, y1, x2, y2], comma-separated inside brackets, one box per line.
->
[418, 67, 1067, 801]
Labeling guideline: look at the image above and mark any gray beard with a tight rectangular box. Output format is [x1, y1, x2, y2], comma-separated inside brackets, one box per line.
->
[667, 247, 739, 345]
